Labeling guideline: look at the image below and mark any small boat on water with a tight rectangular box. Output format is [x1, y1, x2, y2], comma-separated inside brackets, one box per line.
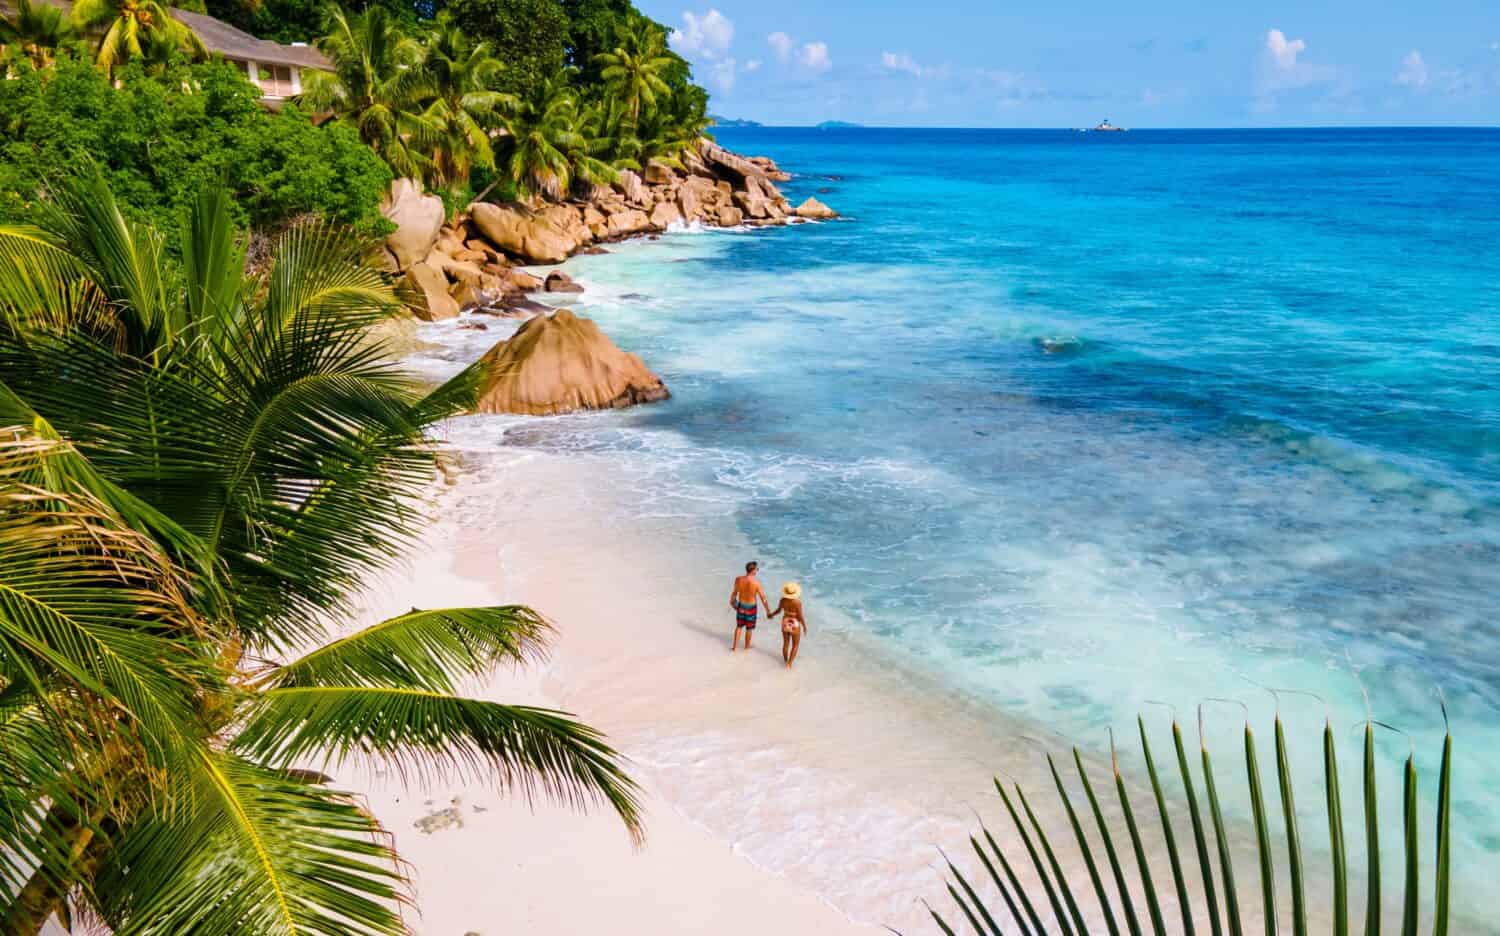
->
[1091, 119, 1127, 132]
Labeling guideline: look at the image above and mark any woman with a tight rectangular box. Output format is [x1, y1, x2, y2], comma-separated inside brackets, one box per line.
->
[768, 582, 808, 668]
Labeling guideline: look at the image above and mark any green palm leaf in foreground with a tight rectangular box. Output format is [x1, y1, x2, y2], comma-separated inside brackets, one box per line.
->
[928, 712, 1452, 935]
[0, 171, 642, 934]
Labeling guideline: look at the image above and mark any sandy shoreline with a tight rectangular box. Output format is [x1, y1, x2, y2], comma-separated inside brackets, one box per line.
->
[339, 484, 881, 935]
[331, 433, 1226, 934]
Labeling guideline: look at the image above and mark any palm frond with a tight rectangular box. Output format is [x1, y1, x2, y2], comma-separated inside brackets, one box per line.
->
[232, 686, 643, 843]
[92, 751, 407, 936]
[930, 711, 1454, 935]
[268, 606, 550, 692]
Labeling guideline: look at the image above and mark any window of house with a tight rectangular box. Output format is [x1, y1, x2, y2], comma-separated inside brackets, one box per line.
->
[260, 65, 294, 97]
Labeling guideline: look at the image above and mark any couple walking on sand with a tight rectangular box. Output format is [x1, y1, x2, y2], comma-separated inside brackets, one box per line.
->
[730, 561, 808, 667]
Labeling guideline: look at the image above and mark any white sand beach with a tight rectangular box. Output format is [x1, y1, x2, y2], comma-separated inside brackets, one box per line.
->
[331, 438, 1039, 934]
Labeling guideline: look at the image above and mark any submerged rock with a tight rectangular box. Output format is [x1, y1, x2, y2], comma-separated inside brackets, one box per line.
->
[473, 309, 669, 416]
[543, 270, 583, 293]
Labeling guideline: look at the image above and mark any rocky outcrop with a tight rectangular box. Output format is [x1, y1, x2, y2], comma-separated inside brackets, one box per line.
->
[470, 202, 581, 264]
[444, 138, 840, 270]
[473, 310, 669, 416]
[383, 179, 446, 271]
[615, 169, 646, 204]
[794, 197, 837, 220]
[698, 140, 767, 183]
[404, 261, 459, 321]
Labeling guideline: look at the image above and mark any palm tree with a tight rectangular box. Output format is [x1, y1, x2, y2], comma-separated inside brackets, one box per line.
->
[0, 172, 641, 934]
[591, 15, 674, 139]
[301, 5, 436, 182]
[499, 71, 587, 199]
[0, 0, 75, 68]
[419, 13, 514, 193]
[69, 0, 205, 71]
[928, 709, 1453, 935]
[562, 97, 621, 195]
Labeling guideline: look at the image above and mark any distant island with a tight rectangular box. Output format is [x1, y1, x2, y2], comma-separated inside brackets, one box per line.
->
[710, 116, 764, 128]
[816, 121, 865, 129]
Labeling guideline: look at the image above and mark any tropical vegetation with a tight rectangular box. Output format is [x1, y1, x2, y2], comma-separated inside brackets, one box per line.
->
[926, 709, 1453, 935]
[3, 0, 713, 245]
[0, 54, 393, 244]
[0, 170, 641, 935]
[305, 1, 711, 202]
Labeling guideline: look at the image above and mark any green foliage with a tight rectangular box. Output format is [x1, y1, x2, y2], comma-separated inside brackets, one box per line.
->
[0, 54, 391, 249]
[559, 0, 631, 80]
[0, 0, 78, 68]
[446, 0, 568, 99]
[0, 172, 642, 934]
[70, 0, 206, 70]
[929, 712, 1454, 935]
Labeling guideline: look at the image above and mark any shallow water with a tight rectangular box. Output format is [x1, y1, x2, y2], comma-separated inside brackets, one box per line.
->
[410, 127, 1500, 928]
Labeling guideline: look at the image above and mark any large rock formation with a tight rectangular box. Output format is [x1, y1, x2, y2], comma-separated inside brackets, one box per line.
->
[388, 141, 837, 306]
[470, 202, 581, 264]
[383, 179, 446, 271]
[473, 310, 669, 416]
[404, 261, 460, 321]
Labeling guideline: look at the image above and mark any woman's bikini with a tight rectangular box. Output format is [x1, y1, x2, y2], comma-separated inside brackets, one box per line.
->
[780, 598, 804, 635]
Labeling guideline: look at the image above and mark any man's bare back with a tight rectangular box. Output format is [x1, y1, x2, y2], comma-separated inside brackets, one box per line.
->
[729, 561, 771, 651]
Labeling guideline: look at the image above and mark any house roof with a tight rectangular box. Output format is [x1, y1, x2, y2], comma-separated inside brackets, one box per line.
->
[4, 0, 330, 70]
[170, 8, 329, 70]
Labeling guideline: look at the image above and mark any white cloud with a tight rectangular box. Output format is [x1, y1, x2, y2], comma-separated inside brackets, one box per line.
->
[881, 51, 920, 75]
[1254, 27, 1339, 111]
[880, 51, 944, 78]
[767, 31, 794, 62]
[1396, 50, 1428, 89]
[708, 57, 737, 92]
[1265, 29, 1306, 71]
[670, 9, 734, 60]
[799, 41, 831, 72]
[744, 58, 763, 72]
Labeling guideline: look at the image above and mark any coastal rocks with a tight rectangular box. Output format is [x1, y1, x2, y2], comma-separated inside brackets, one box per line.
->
[676, 185, 700, 221]
[473, 309, 669, 416]
[733, 190, 770, 219]
[404, 261, 460, 321]
[449, 279, 484, 310]
[649, 200, 682, 229]
[606, 208, 652, 238]
[698, 140, 767, 182]
[643, 161, 676, 186]
[794, 196, 837, 220]
[382, 179, 445, 271]
[747, 155, 792, 181]
[543, 270, 583, 293]
[615, 169, 646, 204]
[416, 140, 838, 283]
[506, 269, 544, 292]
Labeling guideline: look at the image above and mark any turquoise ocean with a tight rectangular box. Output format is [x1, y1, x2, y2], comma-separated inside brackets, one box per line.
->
[424, 127, 1500, 920]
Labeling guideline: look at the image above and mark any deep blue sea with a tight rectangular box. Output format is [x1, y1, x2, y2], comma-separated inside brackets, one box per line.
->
[438, 127, 1500, 915]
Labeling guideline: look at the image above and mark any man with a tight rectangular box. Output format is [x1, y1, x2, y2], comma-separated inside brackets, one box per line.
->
[729, 560, 772, 651]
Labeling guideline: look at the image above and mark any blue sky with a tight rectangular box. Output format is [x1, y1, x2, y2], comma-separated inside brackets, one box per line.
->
[638, 0, 1500, 126]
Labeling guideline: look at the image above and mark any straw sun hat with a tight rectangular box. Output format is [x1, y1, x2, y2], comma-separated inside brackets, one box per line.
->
[782, 582, 802, 599]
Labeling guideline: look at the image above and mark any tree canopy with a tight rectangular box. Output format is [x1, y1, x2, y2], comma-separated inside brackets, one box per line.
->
[0, 54, 392, 246]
